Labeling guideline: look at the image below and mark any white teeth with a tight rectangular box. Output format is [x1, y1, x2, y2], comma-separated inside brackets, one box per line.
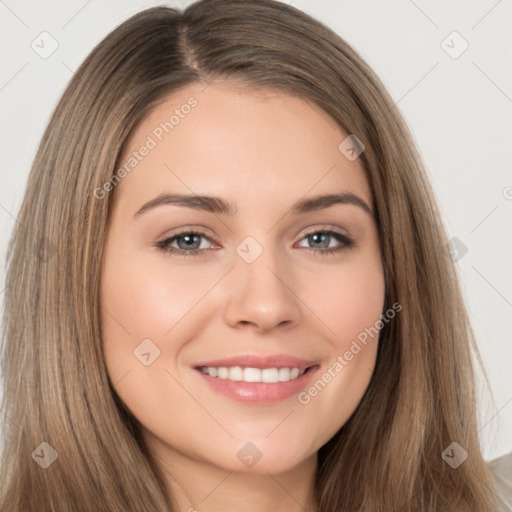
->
[217, 367, 229, 379]
[278, 367, 291, 381]
[261, 368, 279, 383]
[200, 366, 306, 383]
[244, 367, 261, 382]
[229, 366, 243, 381]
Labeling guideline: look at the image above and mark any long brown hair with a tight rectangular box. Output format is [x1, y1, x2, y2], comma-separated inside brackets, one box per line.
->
[0, 1, 498, 510]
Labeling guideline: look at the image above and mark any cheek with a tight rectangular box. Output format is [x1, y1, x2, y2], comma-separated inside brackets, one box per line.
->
[100, 245, 218, 350]
[99, 245, 215, 443]
[99, 237, 218, 391]
[304, 254, 385, 349]
[294, 255, 385, 442]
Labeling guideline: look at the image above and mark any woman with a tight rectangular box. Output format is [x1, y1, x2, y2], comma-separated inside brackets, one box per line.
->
[0, 0, 506, 510]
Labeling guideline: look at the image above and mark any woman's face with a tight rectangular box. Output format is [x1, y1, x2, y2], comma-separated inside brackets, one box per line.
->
[101, 81, 385, 475]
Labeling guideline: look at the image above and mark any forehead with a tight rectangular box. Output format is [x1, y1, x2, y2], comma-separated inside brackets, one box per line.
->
[114, 81, 371, 213]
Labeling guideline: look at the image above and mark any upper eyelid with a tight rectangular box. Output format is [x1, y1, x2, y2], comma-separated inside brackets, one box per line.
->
[301, 225, 350, 237]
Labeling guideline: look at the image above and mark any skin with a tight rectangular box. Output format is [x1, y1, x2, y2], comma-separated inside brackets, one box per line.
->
[100, 80, 385, 512]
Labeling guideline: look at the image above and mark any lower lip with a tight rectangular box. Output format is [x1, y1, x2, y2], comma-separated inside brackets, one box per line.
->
[194, 366, 320, 404]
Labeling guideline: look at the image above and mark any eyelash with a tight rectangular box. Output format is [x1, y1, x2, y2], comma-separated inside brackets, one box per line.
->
[155, 228, 355, 258]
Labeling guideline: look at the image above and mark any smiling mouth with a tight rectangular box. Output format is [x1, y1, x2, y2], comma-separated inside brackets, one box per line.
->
[195, 365, 316, 383]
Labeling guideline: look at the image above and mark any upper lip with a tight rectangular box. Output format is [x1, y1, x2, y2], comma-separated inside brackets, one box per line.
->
[193, 354, 319, 370]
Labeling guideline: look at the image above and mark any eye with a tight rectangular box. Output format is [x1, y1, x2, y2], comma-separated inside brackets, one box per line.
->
[155, 228, 355, 257]
[156, 229, 217, 257]
[296, 229, 354, 255]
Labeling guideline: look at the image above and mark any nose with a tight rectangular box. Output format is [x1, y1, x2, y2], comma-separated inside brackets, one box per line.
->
[223, 249, 302, 333]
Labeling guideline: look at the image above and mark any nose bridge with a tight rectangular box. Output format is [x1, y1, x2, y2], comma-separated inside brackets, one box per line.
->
[223, 234, 301, 331]
[238, 241, 285, 294]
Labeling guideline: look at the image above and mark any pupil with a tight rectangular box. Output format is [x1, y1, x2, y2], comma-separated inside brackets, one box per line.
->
[179, 234, 200, 249]
[311, 233, 329, 248]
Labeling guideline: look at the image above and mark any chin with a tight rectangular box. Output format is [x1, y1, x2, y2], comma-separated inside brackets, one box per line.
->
[209, 437, 317, 475]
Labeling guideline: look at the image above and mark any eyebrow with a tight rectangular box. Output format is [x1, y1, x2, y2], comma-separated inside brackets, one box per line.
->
[134, 191, 373, 218]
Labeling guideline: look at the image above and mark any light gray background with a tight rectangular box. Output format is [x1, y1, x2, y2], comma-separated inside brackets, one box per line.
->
[1, 0, 511, 462]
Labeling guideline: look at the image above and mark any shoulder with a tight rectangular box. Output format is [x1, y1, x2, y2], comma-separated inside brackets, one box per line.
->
[488, 451, 512, 511]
